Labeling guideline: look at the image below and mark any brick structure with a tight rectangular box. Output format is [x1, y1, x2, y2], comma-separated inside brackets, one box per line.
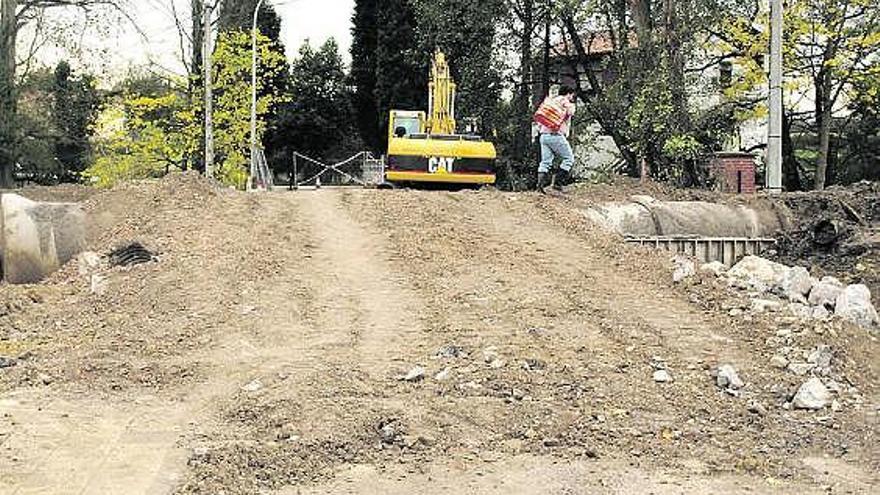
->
[711, 152, 757, 194]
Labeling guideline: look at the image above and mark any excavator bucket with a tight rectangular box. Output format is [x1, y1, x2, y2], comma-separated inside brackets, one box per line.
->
[0, 193, 86, 284]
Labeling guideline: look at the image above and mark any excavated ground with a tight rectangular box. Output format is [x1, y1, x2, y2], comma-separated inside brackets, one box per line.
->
[0, 174, 877, 494]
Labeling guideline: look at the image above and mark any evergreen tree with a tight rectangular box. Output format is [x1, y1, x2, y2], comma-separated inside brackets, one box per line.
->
[351, 0, 380, 152]
[270, 39, 359, 176]
[52, 61, 101, 181]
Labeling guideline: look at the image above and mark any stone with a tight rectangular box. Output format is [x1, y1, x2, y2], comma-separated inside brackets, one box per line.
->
[437, 344, 465, 359]
[521, 358, 546, 371]
[90, 274, 108, 296]
[0, 357, 16, 369]
[792, 378, 832, 410]
[780, 267, 815, 303]
[489, 358, 506, 369]
[700, 261, 728, 277]
[716, 364, 745, 390]
[672, 255, 696, 283]
[727, 256, 791, 293]
[77, 251, 103, 275]
[812, 305, 831, 320]
[37, 373, 53, 385]
[789, 303, 813, 320]
[787, 362, 815, 376]
[808, 276, 844, 308]
[835, 284, 879, 328]
[482, 347, 499, 363]
[400, 366, 426, 382]
[807, 345, 833, 369]
[747, 400, 767, 416]
[751, 299, 782, 313]
[770, 355, 789, 369]
[831, 400, 842, 412]
[653, 369, 673, 383]
[434, 367, 451, 381]
[241, 379, 263, 392]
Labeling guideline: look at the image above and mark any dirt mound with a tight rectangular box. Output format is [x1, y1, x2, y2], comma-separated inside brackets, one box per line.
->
[2, 183, 98, 203]
[771, 181, 880, 298]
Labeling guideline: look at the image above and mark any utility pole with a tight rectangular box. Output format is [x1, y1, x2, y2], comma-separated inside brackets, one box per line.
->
[250, 0, 266, 190]
[203, 1, 215, 179]
[766, 0, 783, 193]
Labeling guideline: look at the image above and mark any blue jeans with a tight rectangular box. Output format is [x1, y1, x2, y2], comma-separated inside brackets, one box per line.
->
[538, 133, 574, 173]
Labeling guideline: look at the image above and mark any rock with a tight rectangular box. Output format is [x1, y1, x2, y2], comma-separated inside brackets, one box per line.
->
[729, 308, 744, 317]
[672, 256, 696, 283]
[700, 261, 728, 277]
[521, 358, 546, 371]
[400, 366, 426, 382]
[780, 267, 815, 303]
[831, 400, 842, 412]
[482, 347, 499, 363]
[787, 362, 815, 376]
[835, 284, 879, 328]
[769, 355, 789, 369]
[751, 299, 782, 313]
[807, 345, 833, 369]
[716, 364, 745, 390]
[789, 303, 813, 320]
[77, 251, 103, 275]
[241, 379, 263, 392]
[747, 400, 767, 416]
[434, 367, 451, 381]
[727, 255, 790, 293]
[812, 305, 831, 320]
[792, 378, 832, 410]
[436, 344, 465, 359]
[90, 274, 108, 296]
[489, 358, 506, 369]
[653, 369, 673, 383]
[0, 357, 16, 369]
[37, 373, 53, 385]
[808, 276, 844, 308]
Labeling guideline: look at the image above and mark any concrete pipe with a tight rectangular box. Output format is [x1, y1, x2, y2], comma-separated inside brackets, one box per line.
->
[0, 193, 86, 284]
[585, 195, 789, 238]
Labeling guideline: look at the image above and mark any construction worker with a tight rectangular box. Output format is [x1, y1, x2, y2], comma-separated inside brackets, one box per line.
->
[535, 86, 577, 193]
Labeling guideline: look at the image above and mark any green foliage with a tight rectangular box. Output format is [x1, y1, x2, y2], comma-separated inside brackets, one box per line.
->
[86, 87, 193, 188]
[15, 61, 101, 184]
[270, 39, 359, 170]
[209, 30, 288, 188]
[351, 0, 381, 152]
[86, 31, 286, 190]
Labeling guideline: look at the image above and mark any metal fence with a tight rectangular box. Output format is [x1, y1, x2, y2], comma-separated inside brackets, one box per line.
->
[290, 152, 385, 189]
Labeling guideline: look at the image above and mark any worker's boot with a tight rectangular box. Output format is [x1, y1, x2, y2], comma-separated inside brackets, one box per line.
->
[536, 172, 550, 193]
[553, 168, 571, 192]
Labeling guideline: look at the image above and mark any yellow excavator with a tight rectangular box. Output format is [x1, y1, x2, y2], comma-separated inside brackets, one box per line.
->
[385, 51, 497, 185]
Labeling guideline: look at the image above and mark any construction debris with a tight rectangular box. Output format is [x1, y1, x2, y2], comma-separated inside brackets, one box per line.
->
[792, 378, 832, 410]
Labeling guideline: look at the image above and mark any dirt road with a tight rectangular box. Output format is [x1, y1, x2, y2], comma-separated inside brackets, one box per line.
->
[1, 179, 877, 494]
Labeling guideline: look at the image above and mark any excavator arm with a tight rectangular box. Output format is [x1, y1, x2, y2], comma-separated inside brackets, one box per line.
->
[427, 51, 456, 135]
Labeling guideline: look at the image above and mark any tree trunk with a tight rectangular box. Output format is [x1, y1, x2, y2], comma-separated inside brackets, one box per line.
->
[513, 0, 534, 163]
[663, 0, 687, 129]
[189, 0, 205, 172]
[0, 0, 17, 187]
[781, 106, 801, 191]
[541, 1, 550, 97]
[628, 0, 652, 45]
[814, 68, 833, 190]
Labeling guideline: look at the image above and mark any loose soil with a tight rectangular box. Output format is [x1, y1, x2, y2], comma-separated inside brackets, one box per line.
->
[0, 174, 877, 494]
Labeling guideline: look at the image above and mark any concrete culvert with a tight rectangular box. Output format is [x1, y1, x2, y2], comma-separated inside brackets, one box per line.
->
[0, 193, 86, 284]
[585, 195, 789, 237]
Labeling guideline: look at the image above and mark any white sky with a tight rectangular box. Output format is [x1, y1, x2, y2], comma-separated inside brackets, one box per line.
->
[27, 0, 355, 78]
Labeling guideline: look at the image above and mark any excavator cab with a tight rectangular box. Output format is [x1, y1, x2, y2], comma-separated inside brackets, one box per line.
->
[385, 52, 497, 185]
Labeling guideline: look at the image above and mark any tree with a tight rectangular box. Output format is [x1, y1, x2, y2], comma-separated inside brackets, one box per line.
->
[0, 0, 131, 187]
[787, 0, 880, 189]
[208, 29, 288, 188]
[413, 0, 505, 136]
[52, 61, 100, 179]
[351, 0, 381, 152]
[86, 86, 194, 188]
[374, 0, 427, 129]
[269, 39, 359, 175]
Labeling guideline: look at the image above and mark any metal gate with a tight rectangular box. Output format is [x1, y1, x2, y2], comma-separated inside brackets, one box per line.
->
[290, 152, 385, 189]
